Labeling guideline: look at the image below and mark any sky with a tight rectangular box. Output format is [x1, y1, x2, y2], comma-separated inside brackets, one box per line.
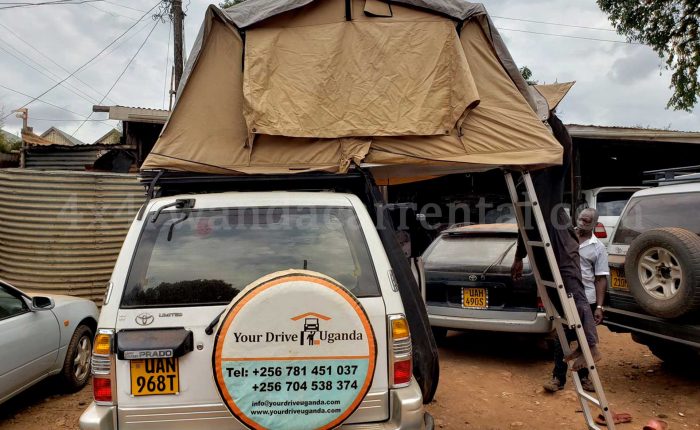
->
[0, 0, 697, 144]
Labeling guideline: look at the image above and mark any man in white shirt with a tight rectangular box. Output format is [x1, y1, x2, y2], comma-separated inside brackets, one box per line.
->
[544, 208, 609, 392]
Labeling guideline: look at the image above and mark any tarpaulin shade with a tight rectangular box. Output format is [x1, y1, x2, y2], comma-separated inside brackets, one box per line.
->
[142, 0, 564, 179]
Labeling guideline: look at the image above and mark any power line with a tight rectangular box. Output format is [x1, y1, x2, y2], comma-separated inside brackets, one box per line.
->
[0, 38, 101, 105]
[72, 20, 160, 135]
[0, 83, 116, 125]
[1, 0, 161, 122]
[0, 0, 105, 10]
[103, 0, 147, 13]
[496, 27, 641, 45]
[492, 15, 618, 32]
[83, 18, 153, 71]
[0, 21, 117, 104]
[86, 2, 139, 21]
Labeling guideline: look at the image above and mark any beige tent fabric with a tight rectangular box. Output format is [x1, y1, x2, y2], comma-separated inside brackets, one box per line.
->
[456, 22, 560, 157]
[534, 82, 576, 112]
[243, 20, 479, 137]
[142, 1, 563, 178]
[146, 135, 370, 175]
[143, 15, 249, 172]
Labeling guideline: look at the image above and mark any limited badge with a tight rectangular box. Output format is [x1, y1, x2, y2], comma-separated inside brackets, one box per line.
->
[213, 270, 377, 430]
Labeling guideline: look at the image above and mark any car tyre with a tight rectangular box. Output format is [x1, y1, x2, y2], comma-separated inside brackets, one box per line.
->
[625, 228, 700, 319]
[60, 324, 93, 392]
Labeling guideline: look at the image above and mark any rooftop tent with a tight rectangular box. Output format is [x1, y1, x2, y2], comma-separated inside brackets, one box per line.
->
[142, 0, 563, 179]
[139, 0, 565, 407]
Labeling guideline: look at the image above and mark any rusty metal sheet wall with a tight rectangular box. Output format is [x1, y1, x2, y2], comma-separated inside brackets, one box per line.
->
[25, 149, 100, 171]
[0, 168, 144, 303]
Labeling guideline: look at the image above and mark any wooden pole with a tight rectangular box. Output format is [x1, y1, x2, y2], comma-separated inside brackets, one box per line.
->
[172, 0, 184, 93]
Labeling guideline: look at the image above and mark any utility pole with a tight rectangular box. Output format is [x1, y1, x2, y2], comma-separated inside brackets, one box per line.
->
[172, 0, 184, 93]
[13, 108, 28, 168]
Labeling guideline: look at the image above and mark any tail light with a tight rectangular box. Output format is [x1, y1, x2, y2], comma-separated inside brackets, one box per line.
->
[594, 223, 607, 239]
[388, 315, 412, 388]
[92, 329, 117, 405]
[536, 296, 545, 312]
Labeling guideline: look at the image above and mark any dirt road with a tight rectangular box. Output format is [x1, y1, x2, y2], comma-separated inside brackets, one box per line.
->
[1, 327, 698, 429]
[428, 327, 699, 429]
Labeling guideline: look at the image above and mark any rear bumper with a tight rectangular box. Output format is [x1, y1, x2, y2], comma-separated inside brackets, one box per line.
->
[79, 402, 116, 430]
[80, 379, 430, 430]
[341, 379, 430, 429]
[428, 306, 552, 334]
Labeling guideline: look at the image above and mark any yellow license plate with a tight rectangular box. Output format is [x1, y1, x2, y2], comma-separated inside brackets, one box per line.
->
[130, 358, 179, 396]
[462, 288, 488, 309]
[611, 268, 629, 290]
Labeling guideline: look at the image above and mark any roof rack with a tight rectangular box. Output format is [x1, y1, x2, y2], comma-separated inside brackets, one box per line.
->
[136, 169, 375, 220]
[642, 165, 700, 186]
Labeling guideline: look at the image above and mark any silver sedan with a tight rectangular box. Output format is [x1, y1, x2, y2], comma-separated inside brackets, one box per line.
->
[0, 279, 99, 405]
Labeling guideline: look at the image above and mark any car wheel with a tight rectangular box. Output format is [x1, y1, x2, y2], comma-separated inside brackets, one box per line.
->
[60, 324, 93, 392]
[625, 228, 700, 319]
[431, 327, 447, 344]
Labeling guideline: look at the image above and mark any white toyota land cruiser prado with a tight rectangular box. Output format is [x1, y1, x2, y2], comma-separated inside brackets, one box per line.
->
[80, 174, 436, 430]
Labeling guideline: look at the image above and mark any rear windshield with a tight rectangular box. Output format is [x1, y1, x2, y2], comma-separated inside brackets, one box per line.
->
[423, 235, 519, 271]
[613, 192, 700, 245]
[595, 191, 637, 217]
[121, 207, 380, 308]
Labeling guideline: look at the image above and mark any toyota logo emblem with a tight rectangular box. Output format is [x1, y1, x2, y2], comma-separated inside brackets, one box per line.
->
[135, 313, 154, 326]
[468, 275, 478, 282]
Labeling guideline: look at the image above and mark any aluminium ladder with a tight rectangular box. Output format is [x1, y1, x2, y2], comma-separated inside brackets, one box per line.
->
[504, 170, 615, 430]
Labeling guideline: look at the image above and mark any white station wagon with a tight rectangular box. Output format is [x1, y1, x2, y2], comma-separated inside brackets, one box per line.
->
[80, 191, 434, 430]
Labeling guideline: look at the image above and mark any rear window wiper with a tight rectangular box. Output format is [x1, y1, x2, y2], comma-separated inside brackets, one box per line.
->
[481, 240, 517, 278]
[150, 198, 196, 223]
[205, 309, 226, 335]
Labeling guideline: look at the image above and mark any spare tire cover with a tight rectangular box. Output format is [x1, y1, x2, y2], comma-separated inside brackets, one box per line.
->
[213, 270, 377, 430]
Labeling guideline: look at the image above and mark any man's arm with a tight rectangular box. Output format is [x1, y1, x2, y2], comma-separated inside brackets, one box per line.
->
[593, 275, 607, 324]
[511, 233, 527, 281]
[593, 243, 610, 324]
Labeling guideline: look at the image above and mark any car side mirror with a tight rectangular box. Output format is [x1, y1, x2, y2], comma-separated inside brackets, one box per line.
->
[29, 296, 55, 311]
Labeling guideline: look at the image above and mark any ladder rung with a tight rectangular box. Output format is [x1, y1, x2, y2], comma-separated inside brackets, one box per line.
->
[527, 241, 546, 247]
[577, 389, 602, 407]
[514, 201, 532, 207]
[553, 317, 571, 328]
[541, 280, 558, 288]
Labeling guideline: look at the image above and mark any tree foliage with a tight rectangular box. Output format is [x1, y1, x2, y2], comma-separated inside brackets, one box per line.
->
[519, 66, 538, 85]
[0, 107, 20, 154]
[597, 0, 699, 111]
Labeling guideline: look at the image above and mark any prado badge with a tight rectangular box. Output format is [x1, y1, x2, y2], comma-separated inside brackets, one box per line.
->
[213, 270, 377, 430]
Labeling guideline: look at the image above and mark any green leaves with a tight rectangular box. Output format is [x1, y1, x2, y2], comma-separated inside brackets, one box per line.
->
[597, 0, 699, 111]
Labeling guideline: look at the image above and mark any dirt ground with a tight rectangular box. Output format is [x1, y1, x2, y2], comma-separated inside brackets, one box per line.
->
[0, 327, 698, 429]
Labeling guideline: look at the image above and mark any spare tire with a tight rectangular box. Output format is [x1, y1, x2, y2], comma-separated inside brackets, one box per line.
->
[625, 227, 700, 319]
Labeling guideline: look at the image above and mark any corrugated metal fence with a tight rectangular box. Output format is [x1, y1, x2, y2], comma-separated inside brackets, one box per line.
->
[25, 148, 100, 170]
[0, 169, 144, 302]
[0, 152, 19, 168]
